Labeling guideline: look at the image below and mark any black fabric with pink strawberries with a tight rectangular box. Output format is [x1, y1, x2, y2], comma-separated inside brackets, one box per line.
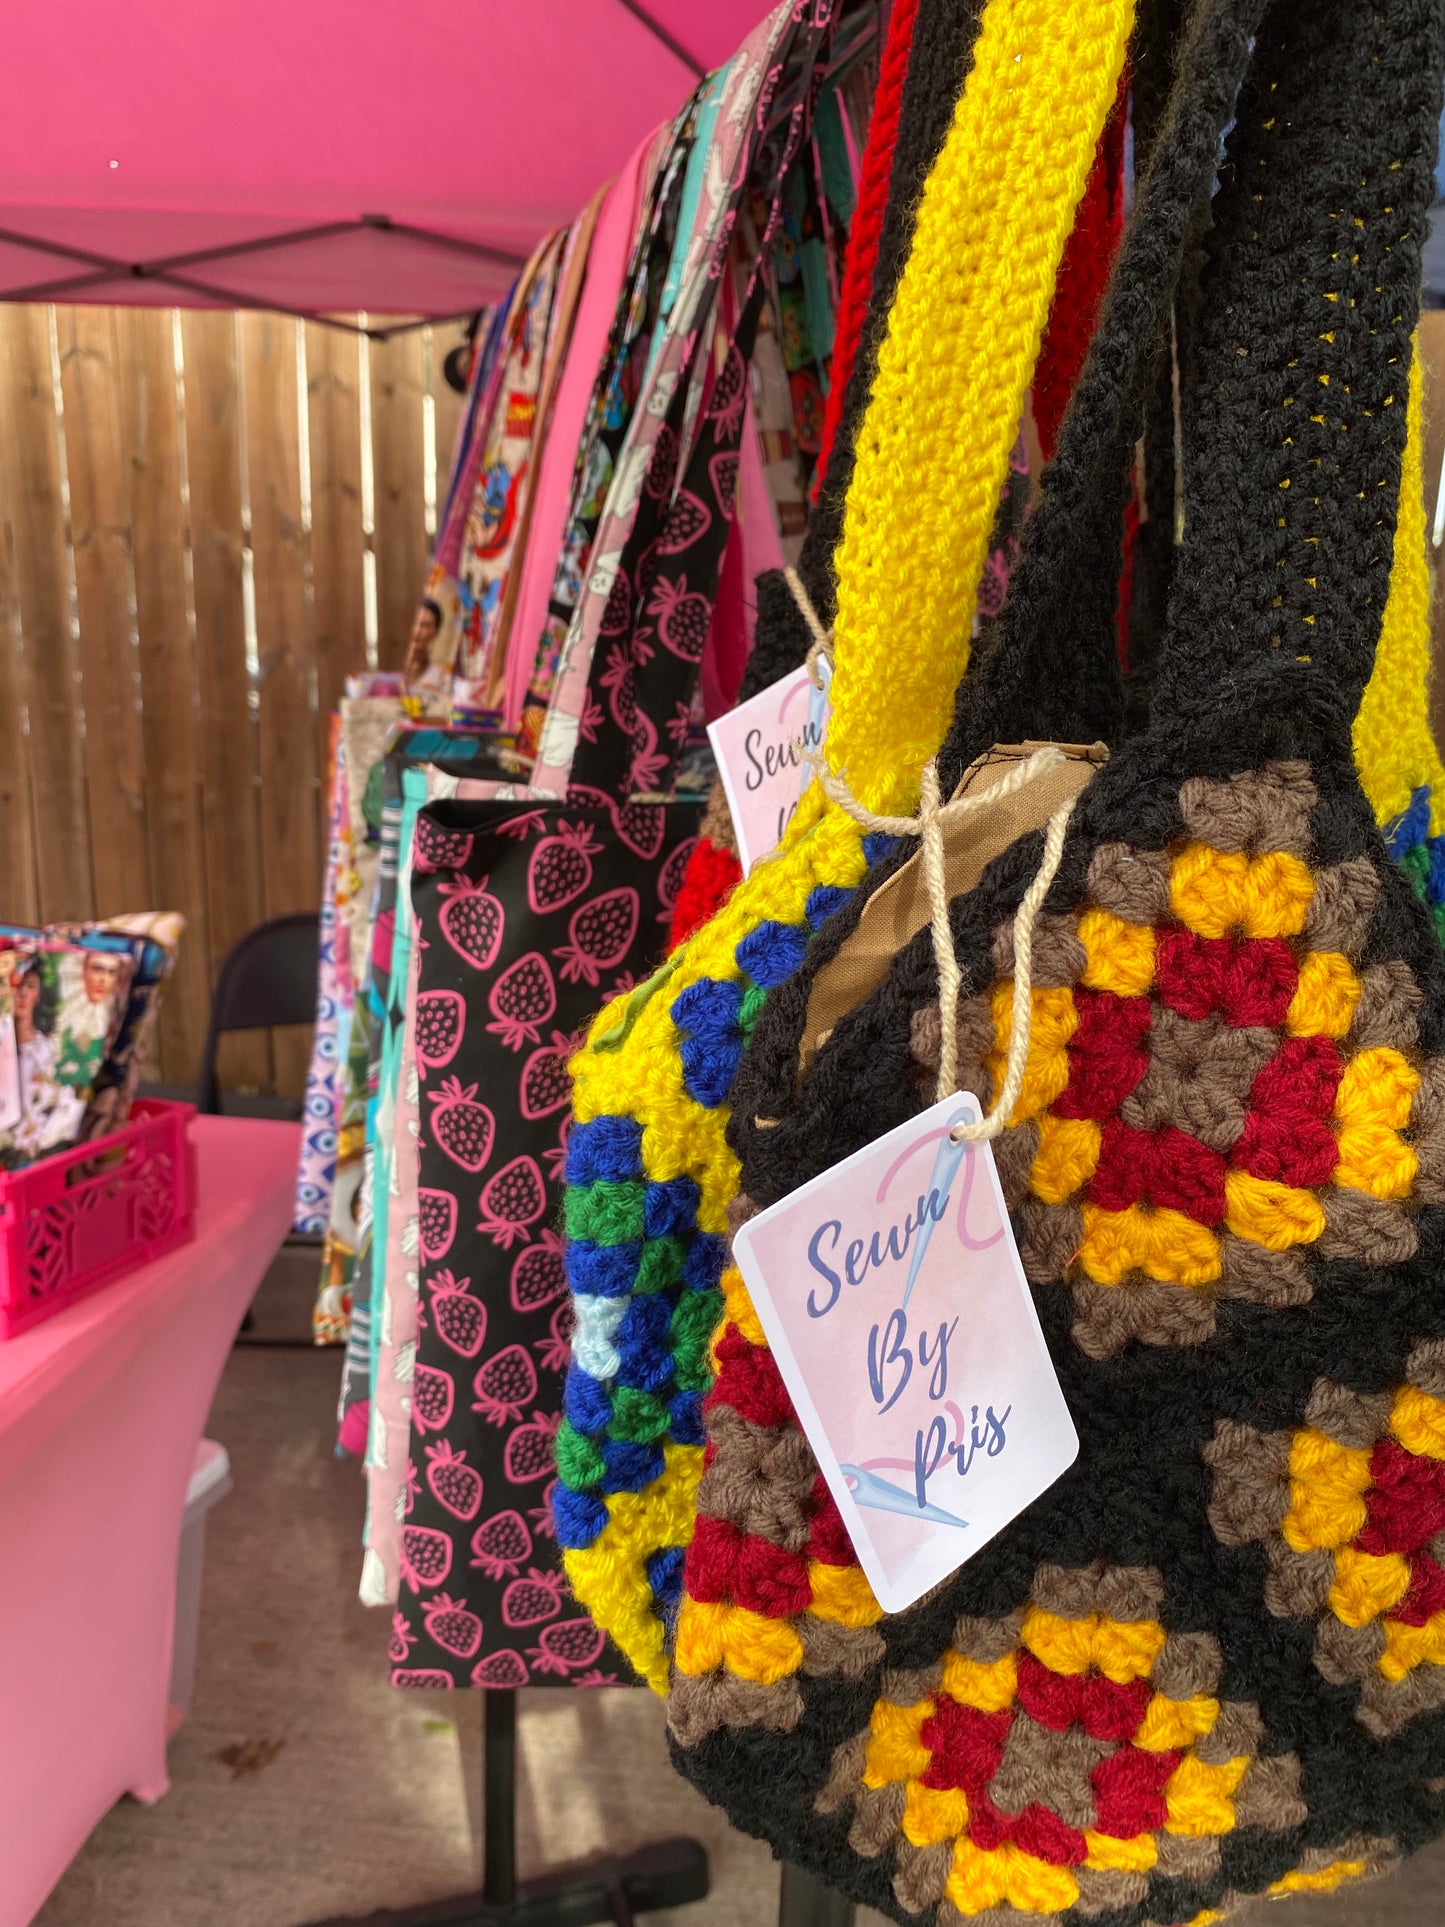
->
[397, 792, 699, 1687]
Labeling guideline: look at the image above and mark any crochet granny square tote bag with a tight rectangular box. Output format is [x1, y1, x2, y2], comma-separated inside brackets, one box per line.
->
[670, 0, 1445, 1921]
[555, 0, 1139, 1695]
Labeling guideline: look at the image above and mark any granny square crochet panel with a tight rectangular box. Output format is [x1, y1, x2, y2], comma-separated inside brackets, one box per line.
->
[808, 1566, 1390, 1920]
[1207, 1346, 1445, 1740]
[906, 762, 1442, 1359]
[668, 755, 1445, 1925]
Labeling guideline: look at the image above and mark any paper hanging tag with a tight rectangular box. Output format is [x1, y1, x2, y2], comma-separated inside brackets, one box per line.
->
[731, 1092, 1078, 1614]
[706, 662, 832, 873]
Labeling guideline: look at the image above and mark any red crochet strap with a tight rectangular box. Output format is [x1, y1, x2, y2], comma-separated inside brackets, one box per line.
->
[1032, 70, 1129, 462]
[811, 0, 922, 495]
[667, 838, 743, 950]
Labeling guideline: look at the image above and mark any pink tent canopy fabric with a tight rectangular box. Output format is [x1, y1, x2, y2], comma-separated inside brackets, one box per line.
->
[0, 1, 772, 321]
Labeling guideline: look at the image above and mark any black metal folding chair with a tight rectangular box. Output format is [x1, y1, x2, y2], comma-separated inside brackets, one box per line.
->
[195, 912, 320, 1118]
[192, 914, 323, 1343]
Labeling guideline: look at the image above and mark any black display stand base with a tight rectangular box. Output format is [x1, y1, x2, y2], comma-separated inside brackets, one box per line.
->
[776, 1863, 856, 1927]
[296, 1685, 857, 1927]
[297, 1837, 708, 1927]
[299, 1690, 710, 1927]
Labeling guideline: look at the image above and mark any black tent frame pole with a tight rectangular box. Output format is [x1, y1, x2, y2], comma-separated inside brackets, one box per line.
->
[484, 1689, 518, 1909]
[609, 0, 706, 78]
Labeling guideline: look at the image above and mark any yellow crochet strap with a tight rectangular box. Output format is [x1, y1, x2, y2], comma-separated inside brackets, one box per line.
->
[1353, 337, 1445, 835]
[826, 0, 1136, 815]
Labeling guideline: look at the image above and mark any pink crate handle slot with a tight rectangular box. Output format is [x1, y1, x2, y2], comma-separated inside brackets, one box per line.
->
[0, 1100, 199, 1340]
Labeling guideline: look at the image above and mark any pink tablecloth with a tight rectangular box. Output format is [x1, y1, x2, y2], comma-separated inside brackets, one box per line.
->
[0, 1117, 299, 1927]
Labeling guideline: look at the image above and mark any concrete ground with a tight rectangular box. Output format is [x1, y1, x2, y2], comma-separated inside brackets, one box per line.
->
[31, 1259, 1445, 1927]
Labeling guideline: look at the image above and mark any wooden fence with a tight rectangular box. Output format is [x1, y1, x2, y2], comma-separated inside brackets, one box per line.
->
[0, 304, 470, 1096]
[4, 302, 1445, 1102]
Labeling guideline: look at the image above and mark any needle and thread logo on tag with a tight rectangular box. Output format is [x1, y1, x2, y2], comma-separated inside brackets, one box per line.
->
[732, 1091, 1078, 1614]
[705, 659, 832, 873]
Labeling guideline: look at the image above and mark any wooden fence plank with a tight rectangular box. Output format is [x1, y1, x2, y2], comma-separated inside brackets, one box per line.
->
[0, 321, 39, 925]
[369, 322, 428, 669]
[56, 308, 151, 920]
[122, 306, 211, 1088]
[181, 309, 272, 1097]
[123, 306, 211, 1079]
[0, 307, 94, 923]
[306, 322, 366, 775]
[239, 312, 319, 1099]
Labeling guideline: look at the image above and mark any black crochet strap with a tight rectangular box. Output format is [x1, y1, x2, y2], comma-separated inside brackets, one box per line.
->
[1121, 0, 1191, 727]
[938, 0, 1268, 784]
[1156, 0, 1444, 716]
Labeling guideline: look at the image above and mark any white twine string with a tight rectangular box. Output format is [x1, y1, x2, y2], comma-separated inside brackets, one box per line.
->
[784, 571, 1077, 1143]
[783, 566, 834, 691]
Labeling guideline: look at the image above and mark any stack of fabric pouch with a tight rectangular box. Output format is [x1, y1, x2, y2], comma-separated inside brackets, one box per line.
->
[0, 926, 144, 1169]
[670, 0, 1445, 1921]
[556, 0, 1139, 1695]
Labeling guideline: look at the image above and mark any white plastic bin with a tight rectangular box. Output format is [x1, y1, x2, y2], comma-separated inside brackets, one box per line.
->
[168, 1438, 232, 1734]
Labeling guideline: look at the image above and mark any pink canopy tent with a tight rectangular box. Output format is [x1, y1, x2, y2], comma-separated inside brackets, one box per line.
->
[0, 1, 772, 330]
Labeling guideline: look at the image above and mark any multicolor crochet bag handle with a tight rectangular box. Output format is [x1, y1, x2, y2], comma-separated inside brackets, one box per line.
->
[667, 0, 978, 944]
[556, 0, 1138, 1695]
[671, 3, 1445, 1921]
[567, 0, 841, 804]
[1355, 353, 1445, 935]
[725, 0, 1266, 1145]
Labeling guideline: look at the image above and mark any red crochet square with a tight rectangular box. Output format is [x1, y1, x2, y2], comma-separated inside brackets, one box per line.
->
[1356, 1436, 1445, 1559]
[1053, 989, 1152, 1121]
[1090, 1118, 1227, 1227]
[1155, 929, 1298, 1028]
[1088, 1742, 1179, 1838]
[919, 1698, 1013, 1793]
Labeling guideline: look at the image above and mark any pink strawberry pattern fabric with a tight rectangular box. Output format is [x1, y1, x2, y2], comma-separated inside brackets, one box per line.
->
[528, 0, 796, 799]
[566, 1, 838, 804]
[394, 790, 699, 1688]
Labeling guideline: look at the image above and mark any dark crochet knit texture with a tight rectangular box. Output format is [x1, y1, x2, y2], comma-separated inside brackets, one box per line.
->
[672, 1, 1445, 1921]
[1123, 0, 1189, 726]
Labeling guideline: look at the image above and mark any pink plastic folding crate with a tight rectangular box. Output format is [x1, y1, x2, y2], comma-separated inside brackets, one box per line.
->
[0, 1099, 197, 1339]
